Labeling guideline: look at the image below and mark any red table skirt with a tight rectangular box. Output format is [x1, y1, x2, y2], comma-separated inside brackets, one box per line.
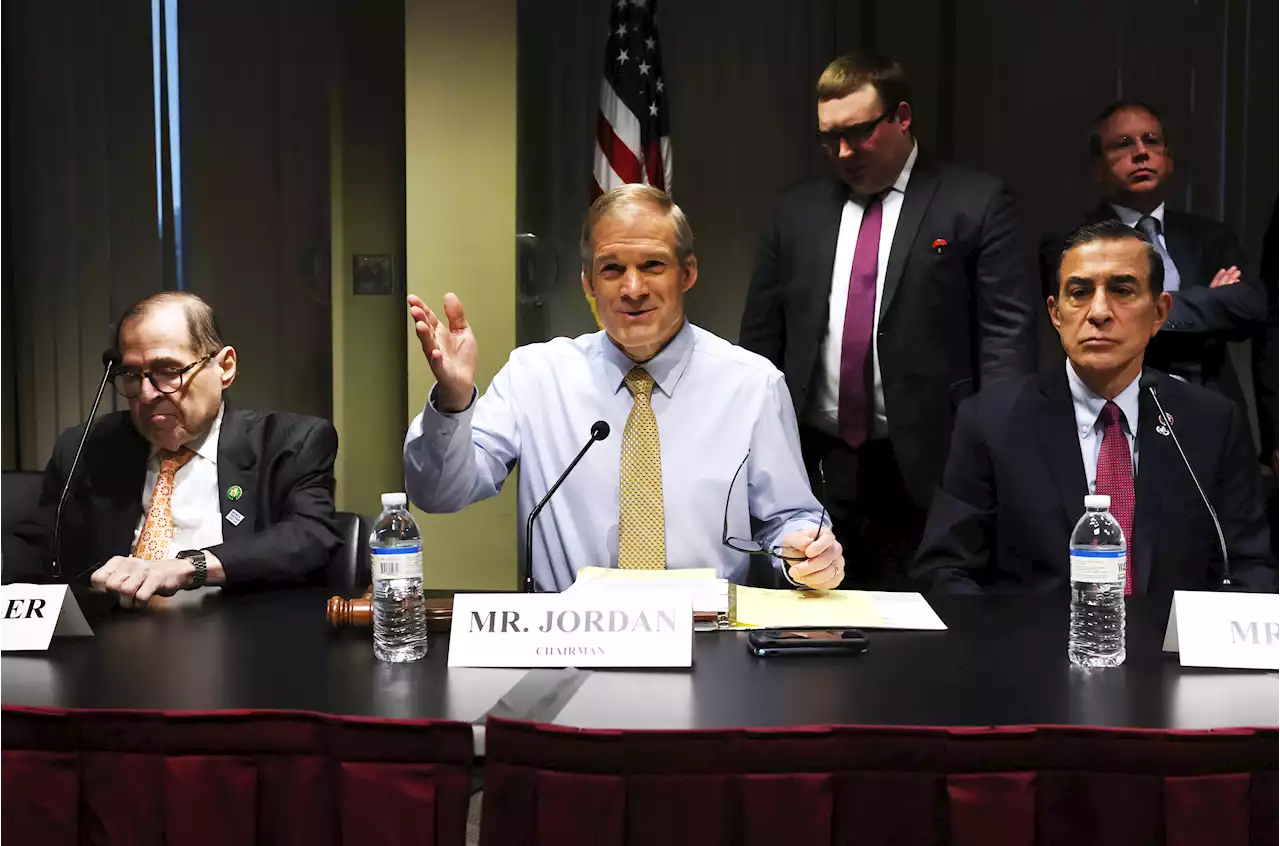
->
[481, 718, 1279, 846]
[1, 706, 474, 846]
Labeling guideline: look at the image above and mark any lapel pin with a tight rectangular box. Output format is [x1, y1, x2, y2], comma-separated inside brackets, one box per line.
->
[931, 238, 948, 253]
[1156, 413, 1173, 437]
[227, 485, 243, 501]
[226, 509, 245, 526]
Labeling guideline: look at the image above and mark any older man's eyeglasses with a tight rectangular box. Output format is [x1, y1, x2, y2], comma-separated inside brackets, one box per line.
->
[816, 106, 897, 152]
[110, 352, 216, 398]
[721, 452, 827, 564]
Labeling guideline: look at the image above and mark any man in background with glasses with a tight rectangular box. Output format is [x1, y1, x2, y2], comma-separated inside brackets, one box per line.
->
[1038, 101, 1267, 419]
[405, 185, 841, 591]
[2, 292, 341, 606]
[740, 51, 1039, 589]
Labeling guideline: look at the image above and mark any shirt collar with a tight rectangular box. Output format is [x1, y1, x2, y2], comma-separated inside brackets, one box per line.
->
[1110, 201, 1166, 232]
[848, 142, 916, 205]
[599, 320, 696, 397]
[1064, 359, 1141, 439]
[891, 141, 918, 195]
[151, 401, 224, 464]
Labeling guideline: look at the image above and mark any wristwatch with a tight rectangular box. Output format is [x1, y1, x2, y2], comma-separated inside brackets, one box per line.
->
[176, 549, 208, 589]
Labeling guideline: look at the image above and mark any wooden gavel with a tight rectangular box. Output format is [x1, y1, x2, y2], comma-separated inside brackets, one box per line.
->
[326, 587, 455, 631]
[326, 587, 375, 628]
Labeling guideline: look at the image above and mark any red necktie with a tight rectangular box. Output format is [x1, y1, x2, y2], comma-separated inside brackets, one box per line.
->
[837, 195, 883, 448]
[1095, 402, 1135, 595]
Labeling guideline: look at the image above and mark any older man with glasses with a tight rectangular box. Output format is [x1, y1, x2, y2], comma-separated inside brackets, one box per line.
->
[2, 291, 342, 606]
[404, 184, 841, 591]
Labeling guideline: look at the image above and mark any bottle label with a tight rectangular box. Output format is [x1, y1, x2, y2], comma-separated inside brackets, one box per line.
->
[372, 547, 423, 580]
[1070, 549, 1126, 583]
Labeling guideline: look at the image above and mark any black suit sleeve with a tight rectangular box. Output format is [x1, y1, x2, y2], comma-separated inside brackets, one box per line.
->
[1214, 401, 1277, 591]
[739, 210, 786, 367]
[207, 420, 341, 585]
[909, 398, 994, 594]
[1162, 223, 1265, 340]
[974, 187, 1039, 385]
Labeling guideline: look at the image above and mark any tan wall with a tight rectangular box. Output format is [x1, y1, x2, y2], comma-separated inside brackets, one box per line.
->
[331, 0, 409, 515]
[405, 0, 518, 589]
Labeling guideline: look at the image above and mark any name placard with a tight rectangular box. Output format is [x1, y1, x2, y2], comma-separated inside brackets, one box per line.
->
[448, 592, 692, 668]
[1162, 590, 1280, 670]
[0, 585, 94, 652]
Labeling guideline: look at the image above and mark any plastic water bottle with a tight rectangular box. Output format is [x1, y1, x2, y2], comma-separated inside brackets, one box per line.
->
[371, 493, 428, 662]
[1068, 494, 1127, 667]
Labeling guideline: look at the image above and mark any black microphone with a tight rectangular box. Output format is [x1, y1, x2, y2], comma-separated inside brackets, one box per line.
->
[1141, 371, 1233, 588]
[52, 348, 121, 580]
[523, 420, 610, 593]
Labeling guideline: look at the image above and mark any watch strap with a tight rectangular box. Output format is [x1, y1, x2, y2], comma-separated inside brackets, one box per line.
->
[177, 549, 208, 589]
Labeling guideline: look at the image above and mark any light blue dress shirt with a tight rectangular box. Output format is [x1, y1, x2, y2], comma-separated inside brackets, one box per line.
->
[404, 322, 827, 591]
[1065, 360, 1141, 494]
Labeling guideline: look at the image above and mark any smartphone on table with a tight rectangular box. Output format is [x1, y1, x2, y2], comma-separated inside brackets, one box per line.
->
[747, 628, 869, 657]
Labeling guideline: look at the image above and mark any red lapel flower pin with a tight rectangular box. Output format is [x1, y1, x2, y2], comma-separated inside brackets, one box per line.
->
[931, 238, 948, 253]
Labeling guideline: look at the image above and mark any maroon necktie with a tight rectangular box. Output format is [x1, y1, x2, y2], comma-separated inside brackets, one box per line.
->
[1095, 401, 1135, 595]
[837, 195, 884, 448]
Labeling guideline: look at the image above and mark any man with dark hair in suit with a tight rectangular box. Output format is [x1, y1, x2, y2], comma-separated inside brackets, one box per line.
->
[739, 51, 1039, 587]
[2, 291, 342, 605]
[913, 221, 1276, 594]
[1041, 101, 1267, 411]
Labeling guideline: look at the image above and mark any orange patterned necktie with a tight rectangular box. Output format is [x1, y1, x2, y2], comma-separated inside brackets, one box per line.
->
[132, 448, 196, 560]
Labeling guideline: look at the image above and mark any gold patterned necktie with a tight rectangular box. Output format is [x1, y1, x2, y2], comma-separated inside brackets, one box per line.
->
[132, 447, 196, 560]
[618, 366, 666, 569]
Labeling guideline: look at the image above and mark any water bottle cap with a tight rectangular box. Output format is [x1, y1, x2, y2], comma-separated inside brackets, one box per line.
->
[381, 492, 408, 508]
[1084, 494, 1111, 509]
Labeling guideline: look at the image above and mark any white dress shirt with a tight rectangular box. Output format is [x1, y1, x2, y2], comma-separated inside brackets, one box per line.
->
[809, 142, 919, 439]
[1065, 360, 1140, 494]
[404, 322, 827, 591]
[131, 403, 225, 559]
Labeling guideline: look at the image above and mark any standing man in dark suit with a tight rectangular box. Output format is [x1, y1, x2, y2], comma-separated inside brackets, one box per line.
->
[1041, 101, 1267, 412]
[913, 221, 1275, 594]
[740, 52, 1039, 587]
[2, 292, 342, 604]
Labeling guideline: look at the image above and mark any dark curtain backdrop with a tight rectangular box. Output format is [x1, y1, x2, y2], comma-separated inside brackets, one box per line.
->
[0, 3, 14, 470]
[2, 0, 336, 472]
[518, 0, 1278, 354]
[177, 0, 335, 421]
[2, 0, 162, 470]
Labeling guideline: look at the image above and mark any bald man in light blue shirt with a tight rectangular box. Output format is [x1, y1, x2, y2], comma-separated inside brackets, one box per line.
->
[404, 185, 841, 592]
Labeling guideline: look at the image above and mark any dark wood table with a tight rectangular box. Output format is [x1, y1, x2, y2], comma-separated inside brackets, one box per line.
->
[3, 587, 1275, 731]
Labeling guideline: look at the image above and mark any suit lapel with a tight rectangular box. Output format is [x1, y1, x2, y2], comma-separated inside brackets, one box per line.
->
[1160, 212, 1203, 290]
[806, 180, 849, 332]
[1085, 203, 1117, 226]
[1133, 374, 1175, 593]
[791, 181, 852, 394]
[1034, 368, 1089, 534]
[216, 405, 259, 543]
[879, 158, 940, 323]
[99, 421, 150, 559]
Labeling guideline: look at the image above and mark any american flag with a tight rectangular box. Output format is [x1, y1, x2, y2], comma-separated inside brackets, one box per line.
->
[592, 0, 672, 198]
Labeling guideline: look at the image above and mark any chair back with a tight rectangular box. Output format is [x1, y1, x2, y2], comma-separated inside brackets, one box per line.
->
[2, 471, 45, 535]
[330, 511, 371, 591]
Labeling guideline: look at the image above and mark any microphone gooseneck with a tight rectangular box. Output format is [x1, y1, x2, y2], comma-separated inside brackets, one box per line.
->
[1143, 378, 1232, 588]
[52, 349, 121, 580]
[523, 420, 610, 593]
